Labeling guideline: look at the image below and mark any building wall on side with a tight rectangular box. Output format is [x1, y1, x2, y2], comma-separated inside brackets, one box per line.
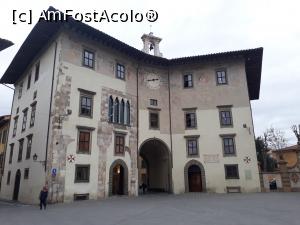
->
[169, 60, 260, 193]
[0, 40, 59, 203]
[0, 118, 10, 190]
[46, 31, 138, 203]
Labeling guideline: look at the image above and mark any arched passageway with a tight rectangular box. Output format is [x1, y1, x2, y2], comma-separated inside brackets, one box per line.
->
[139, 138, 172, 193]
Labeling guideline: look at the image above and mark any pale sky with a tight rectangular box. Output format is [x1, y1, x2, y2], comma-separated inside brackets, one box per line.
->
[0, 0, 299, 144]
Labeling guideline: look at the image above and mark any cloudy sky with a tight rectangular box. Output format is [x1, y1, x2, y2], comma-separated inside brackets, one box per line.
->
[0, 0, 299, 144]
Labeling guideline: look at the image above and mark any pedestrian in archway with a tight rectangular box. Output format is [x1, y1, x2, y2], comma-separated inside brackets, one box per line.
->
[39, 186, 48, 210]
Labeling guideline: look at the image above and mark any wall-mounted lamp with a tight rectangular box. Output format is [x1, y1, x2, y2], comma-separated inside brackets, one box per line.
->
[243, 124, 251, 135]
[33, 153, 46, 165]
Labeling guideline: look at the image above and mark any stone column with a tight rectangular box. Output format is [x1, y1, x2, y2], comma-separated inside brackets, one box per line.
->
[278, 159, 291, 192]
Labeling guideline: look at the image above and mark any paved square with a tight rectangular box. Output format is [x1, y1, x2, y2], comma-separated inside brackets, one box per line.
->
[1, 193, 299, 225]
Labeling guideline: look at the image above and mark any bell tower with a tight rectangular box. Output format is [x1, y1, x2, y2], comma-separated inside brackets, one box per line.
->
[141, 32, 163, 57]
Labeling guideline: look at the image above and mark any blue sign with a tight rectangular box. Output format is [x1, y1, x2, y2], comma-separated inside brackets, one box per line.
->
[51, 168, 57, 176]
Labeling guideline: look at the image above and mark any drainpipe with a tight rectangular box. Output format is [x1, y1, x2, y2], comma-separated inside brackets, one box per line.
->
[136, 62, 140, 192]
[167, 66, 173, 193]
[45, 40, 58, 173]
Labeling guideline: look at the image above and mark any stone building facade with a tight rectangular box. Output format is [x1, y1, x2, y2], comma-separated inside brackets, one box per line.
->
[0, 7, 263, 203]
[0, 115, 10, 190]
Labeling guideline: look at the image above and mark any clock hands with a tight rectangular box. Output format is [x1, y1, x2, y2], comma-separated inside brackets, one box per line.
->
[147, 78, 159, 82]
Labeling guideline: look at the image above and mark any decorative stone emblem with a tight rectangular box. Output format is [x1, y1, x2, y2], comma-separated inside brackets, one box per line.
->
[291, 173, 299, 184]
[67, 154, 75, 163]
[244, 156, 251, 164]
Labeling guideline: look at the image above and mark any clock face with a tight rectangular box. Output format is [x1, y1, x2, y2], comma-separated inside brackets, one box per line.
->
[145, 74, 160, 89]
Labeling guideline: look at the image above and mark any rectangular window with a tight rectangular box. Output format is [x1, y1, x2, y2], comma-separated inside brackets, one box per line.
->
[34, 62, 40, 82]
[75, 165, 90, 183]
[74, 194, 89, 201]
[1, 129, 7, 144]
[225, 164, 239, 179]
[18, 139, 24, 162]
[22, 109, 28, 132]
[149, 112, 159, 129]
[216, 70, 227, 85]
[33, 90, 37, 99]
[9, 144, 14, 164]
[185, 111, 197, 129]
[18, 82, 23, 99]
[24, 168, 29, 179]
[78, 131, 91, 154]
[27, 72, 31, 89]
[26, 135, 33, 159]
[218, 106, 233, 127]
[183, 74, 193, 88]
[186, 138, 199, 156]
[7, 171, 11, 185]
[13, 117, 18, 137]
[116, 63, 125, 80]
[220, 110, 233, 126]
[83, 50, 94, 68]
[115, 134, 125, 155]
[80, 94, 93, 117]
[0, 154, 3, 170]
[30, 103, 36, 127]
[150, 99, 158, 106]
[16, 107, 19, 114]
[222, 137, 236, 156]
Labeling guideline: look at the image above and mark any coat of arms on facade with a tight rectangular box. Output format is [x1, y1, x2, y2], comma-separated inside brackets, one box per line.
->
[290, 173, 299, 183]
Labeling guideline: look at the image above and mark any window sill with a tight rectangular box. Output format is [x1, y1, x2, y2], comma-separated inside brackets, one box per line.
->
[187, 154, 199, 158]
[185, 127, 197, 130]
[74, 180, 90, 183]
[79, 114, 93, 119]
[149, 127, 160, 130]
[220, 125, 233, 128]
[77, 151, 91, 155]
[223, 154, 237, 157]
[82, 64, 95, 70]
[225, 177, 240, 180]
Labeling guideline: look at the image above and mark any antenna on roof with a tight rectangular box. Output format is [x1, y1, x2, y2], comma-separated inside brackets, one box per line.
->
[149, 25, 152, 34]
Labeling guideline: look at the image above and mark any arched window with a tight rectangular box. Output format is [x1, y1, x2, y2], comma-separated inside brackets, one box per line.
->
[108, 96, 114, 122]
[120, 99, 125, 124]
[126, 101, 130, 125]
[114, 98, 119, 123]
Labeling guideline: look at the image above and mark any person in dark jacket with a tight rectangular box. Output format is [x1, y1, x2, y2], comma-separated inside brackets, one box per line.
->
[39, 186, 48, 210]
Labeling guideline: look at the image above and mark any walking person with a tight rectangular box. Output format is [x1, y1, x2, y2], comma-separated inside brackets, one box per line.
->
[39, 186, 48, 210]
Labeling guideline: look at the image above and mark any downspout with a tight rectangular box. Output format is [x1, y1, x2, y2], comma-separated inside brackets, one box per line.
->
[45, 41, 58, 172]
[167, 66, 173, 193]
[136, 62, 140, 186]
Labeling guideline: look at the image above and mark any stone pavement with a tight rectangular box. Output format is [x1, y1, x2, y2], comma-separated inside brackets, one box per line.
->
[0, 193, 299, 225]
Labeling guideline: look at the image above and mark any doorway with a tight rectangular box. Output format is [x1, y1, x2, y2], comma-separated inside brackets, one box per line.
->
[112, 164, 124, 195]
[188, 165, 202, 192]
[13, 169, 21, 201]
[109, 159, 128, 196]
[184, 160, 206, 192]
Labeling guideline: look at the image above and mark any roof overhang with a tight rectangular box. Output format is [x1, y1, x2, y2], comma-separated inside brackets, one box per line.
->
[0, 6, 263, 100]
[0, 38, 13, 51]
